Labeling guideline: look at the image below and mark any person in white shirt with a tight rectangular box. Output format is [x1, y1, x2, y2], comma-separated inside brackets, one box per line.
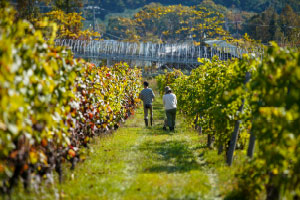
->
[163, 87, 177, 131]
[162, 86, 169, 131]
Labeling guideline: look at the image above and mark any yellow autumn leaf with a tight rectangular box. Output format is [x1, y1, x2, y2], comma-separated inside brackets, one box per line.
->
[29, 151, 38, 164]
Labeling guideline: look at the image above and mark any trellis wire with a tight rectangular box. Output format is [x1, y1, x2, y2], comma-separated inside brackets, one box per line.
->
[55, 39, 264, 64]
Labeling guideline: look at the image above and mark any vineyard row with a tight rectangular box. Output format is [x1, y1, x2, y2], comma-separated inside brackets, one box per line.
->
[0, 7, 142, 194]
[156, 44, 300, 199]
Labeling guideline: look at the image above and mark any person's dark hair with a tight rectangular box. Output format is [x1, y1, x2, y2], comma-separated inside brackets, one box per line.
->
[167, 89, 172, 94]
[143, 81, 149, 87]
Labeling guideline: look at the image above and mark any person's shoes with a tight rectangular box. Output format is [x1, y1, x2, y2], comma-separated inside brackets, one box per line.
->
[163, 126, 167, 131]
[169, 127, 175, 132]
[144, 119, 148, 127]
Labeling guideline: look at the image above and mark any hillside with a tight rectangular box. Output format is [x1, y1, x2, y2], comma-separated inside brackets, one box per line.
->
[94, 0, 300, 19]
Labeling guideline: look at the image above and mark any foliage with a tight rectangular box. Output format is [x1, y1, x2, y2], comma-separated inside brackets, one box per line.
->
[12, 96, 218, 199]
[228, 43, 300, 199]
[14, 0, 43, 21]
[156, 69, 184, 95]
[156, 42, 300, 199]
[225, 33, 265, 55]
[0, 5, 141, 194]
[245, 5, 300, 46]
[99, 1, 299, 46]
[8, 0, 100, 40]
[51, 0, 84, 13]
[12, 0, 83, 21]
[107, 4, 229, 43]
[90, 0, 300, 19]
[34, 10, 101, 40]
[14, 0, 84, 18]
[213, 0, 300, 13]
[156, 57, 253, 149]
[72, 62, 142, 148]
[197, 0, 228, 14]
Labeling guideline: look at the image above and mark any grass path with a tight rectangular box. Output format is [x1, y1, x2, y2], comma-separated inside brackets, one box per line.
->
[55, 91, 222, 200]
[14, 88, 229, 200]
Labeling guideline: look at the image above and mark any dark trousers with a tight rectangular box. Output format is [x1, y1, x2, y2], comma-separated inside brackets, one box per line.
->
[143, 104, 153, 120]
[166, 108, 176, 129]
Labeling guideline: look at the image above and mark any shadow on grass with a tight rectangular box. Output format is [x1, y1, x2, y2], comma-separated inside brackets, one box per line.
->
[139, 140, 205, 173]
[138, 126, 171, 135]
[190, 144, 207, 151]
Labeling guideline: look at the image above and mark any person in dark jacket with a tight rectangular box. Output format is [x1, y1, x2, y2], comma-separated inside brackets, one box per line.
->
[139, 81, 155, 127]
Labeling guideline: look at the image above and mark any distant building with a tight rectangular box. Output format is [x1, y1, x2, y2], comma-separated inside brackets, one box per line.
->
[204, 40, 246, 58]
[204, 40, 237, 49]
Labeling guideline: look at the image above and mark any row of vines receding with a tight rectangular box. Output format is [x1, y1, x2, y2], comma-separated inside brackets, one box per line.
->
[0, 5, 142, 194]
[156, 44, 300, 199]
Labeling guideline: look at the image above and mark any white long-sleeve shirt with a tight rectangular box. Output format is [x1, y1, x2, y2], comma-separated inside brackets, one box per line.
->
[163, 93, 177, 110]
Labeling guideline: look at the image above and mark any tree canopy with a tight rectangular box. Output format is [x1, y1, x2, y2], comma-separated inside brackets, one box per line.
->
[107, 4, 229, 43]
[245, 5, 300, 46]
[89, 0, 300, 19]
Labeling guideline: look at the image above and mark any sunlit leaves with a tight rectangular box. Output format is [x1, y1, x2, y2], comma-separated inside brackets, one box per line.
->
[108, 4, 229, 43]
[238, 43, 300, 198]
[219, 44, 300, 199]
[156, 57, 252, 149]
[35, 10, 101, 40]
[0, 5, 141, 193]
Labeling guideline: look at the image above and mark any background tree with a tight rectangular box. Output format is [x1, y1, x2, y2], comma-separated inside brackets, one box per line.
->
[245, 4, 300, 46]
[269, 11, 283, 42]
[14, 0, 43, 21]
[10, 0, 84, 21]
[107, 4, 229, 43]
[279, 4, 300, 46]
[198, 0, 228, 13]
[33, 9, 100, 40]
[52, 0, 84, 13]
[90, 0, 300, 16]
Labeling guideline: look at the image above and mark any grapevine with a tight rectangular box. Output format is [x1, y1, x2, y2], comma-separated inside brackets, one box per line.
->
[0, 5, 141, 194]
[156, 57, 252, 152]
[156, 44, 300, 199]
[229, 43, 300, 199]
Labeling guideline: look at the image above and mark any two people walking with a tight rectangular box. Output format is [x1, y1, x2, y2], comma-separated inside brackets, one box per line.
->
[139, 81, 177, 131]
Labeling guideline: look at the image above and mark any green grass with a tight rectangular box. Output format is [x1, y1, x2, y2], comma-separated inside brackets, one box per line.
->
[10, 85, 246, 200]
